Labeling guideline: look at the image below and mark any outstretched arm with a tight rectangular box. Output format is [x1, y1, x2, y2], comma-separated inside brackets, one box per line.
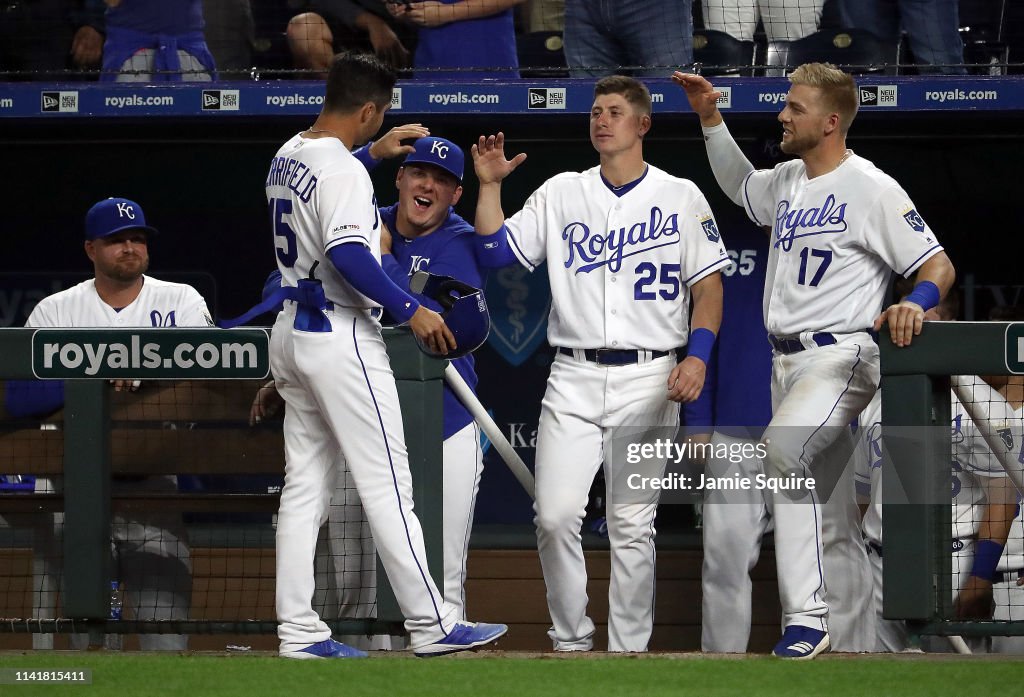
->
[472, 132, 527, 237]
[671, 72, 754, 207]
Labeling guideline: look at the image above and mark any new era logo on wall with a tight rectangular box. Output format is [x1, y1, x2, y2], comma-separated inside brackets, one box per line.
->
[201, 90, 239, 111]
[528, 88, 566, 110]
[40, 91, 78, 113]
[858, 85, 898, 107]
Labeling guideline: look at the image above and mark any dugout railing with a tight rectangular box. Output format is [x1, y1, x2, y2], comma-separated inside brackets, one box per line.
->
[881, 320, 1024, 640]
[0, 327, 445, 644]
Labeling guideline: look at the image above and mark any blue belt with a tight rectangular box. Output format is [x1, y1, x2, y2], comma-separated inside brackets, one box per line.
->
[768, 332, 837, 354]
[557, 347, 675, 366]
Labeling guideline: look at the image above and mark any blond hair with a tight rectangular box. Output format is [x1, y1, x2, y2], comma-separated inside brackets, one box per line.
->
[789, 62, 858, 134]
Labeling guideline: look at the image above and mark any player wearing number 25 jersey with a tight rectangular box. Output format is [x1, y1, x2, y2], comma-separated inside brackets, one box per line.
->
[676, 63, 955, 659]
[474, 75, 729, 652]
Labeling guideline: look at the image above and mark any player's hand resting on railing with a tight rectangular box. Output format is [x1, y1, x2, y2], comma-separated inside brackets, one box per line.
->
[873, 301, 926, 348]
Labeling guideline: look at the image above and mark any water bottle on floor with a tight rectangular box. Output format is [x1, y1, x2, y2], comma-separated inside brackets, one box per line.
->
[109, 580, 123, 650]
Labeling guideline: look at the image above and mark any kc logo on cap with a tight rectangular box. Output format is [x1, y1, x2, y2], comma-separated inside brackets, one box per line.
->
[85, 197, 160, 240]
[403, 137, 464, 183]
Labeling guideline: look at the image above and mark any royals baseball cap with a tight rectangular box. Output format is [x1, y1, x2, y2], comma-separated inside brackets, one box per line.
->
[402, 137, 464, 183]
[85, 197, 159, 240]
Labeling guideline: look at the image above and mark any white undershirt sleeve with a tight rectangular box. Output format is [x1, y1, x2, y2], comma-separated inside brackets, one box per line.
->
[701, 121, 756, 207]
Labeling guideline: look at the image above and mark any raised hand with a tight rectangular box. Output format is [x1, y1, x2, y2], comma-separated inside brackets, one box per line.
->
[670, 72, 724, 126]
[471, 132, 527, 185]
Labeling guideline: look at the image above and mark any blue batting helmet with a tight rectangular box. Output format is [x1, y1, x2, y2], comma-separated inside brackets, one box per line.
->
[410, 271, 489, 359]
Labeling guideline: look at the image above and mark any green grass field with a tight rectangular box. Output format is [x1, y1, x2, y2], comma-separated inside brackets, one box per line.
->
[2, 652, 1023, 697]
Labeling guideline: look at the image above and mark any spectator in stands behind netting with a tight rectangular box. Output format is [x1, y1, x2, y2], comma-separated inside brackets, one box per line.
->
[384, 0, 524, 80]
[0, 0, 104, 80]
[563, 0, 693, 77]
[523, 0, 563, 33]
[100, 0, 216, 81]
[838, 0, 966, 74]
[701, 0, 823, 44]
[287, 1, 414, 74]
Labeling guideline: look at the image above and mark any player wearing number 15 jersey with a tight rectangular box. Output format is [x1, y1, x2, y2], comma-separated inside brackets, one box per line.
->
[676, 63, 955, 659]
[473, 75, 729, 652]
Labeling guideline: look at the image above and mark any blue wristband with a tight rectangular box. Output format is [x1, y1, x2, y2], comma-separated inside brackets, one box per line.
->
[903, 280, 940, 312]
[969, 539, 1004, 581]
[687, 327, 716, 365]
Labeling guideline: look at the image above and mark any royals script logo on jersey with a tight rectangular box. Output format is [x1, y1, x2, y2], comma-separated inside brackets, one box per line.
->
[562, 206, 680, 274]
[773, 194, 849, 252]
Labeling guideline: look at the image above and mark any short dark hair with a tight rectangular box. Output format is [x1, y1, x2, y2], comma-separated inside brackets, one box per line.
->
[594, 75, 652, 117]
[324, 52, 396, 114]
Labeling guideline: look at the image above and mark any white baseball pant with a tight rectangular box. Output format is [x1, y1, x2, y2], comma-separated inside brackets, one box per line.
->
[865, 543, 912, 651]
[441, 421, 484, 621]
[992, 575, 1024, 654]
[700, 432, 772, 653]
[271, 305, 457, 653]
[764, 333, 879, 634]
[534, 352, 678, 652]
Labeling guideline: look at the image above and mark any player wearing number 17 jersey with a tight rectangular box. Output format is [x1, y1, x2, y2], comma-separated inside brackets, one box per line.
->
[473, 76, 729, 652]
[675, 63, 955, 659]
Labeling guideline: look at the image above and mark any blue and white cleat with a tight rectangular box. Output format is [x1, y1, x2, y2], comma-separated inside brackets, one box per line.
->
[413, 621, 508, 657]
[281, 638, 368, 659]
[772, 626, 830, 660]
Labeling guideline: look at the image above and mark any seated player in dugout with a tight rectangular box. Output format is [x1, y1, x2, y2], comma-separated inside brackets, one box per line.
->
[250, 123, 492, 624]
[0, 196, 219, 650]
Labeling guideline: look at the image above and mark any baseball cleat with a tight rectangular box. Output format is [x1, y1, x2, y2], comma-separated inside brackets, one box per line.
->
[413, 621, 508, 657]
[280, 638, 368, 659]
[772, 626, 830, 660]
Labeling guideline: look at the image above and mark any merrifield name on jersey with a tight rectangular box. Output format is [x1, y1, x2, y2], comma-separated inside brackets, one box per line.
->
[266, 156, 318, 203]
[773, 194, 848, 252]
[562, 205, 680, 274]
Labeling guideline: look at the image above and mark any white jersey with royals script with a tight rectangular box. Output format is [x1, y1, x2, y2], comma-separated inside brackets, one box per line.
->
[265, 134, 382, 309]
[996, 404, 1024, 573]
[740, 154, 943, 337]
[26, 277, 211, 328]
[952, 388, 1008, 541]
[505, 165, 731, 351]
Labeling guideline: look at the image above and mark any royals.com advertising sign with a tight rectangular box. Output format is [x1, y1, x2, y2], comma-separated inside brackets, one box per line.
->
[31, 329, 270, 380]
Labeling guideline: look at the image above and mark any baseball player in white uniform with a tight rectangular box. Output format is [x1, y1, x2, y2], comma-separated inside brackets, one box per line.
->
[266, 51, 505, 659]
[676, 63, 956, 658]
[950, 371, 1024, 653]
[22, 195, 210, 650]
[472, 75, 729, 652]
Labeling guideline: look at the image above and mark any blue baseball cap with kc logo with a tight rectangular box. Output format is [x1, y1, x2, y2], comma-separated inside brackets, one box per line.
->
[85, 197, 159, 240]
[402, 137, 464, 183]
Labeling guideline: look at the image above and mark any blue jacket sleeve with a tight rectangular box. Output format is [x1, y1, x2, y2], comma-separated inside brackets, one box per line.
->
[474, 224, 520, 269]
[328, 244, 420, 324]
